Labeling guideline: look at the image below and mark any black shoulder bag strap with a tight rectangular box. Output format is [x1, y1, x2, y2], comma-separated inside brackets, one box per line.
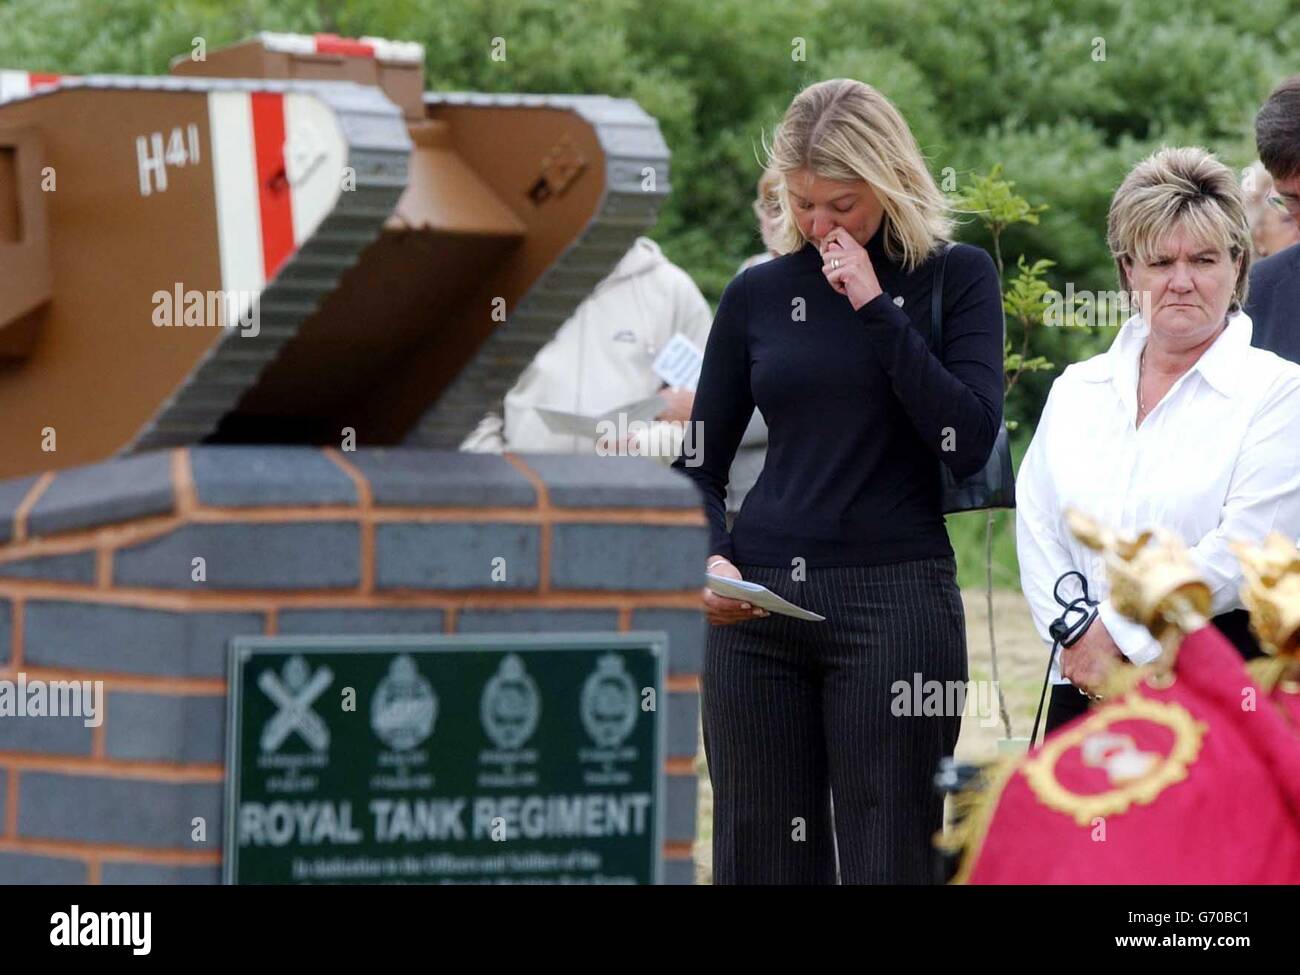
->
[929, 242, 952, 353]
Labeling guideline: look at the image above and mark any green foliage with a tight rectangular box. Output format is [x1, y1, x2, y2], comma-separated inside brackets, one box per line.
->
[1, 0, 1288, 590]
[2, 0, 1283, 313]
[951, 164, 1047, 246]
[1003, 256, 1056, 332]
[947, 168, 1051, 593]
[954, 169, 1056, 436]
[948, 508, 1021, 590]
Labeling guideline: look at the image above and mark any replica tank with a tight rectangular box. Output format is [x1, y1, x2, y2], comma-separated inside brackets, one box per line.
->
[0, 32, 670, 479]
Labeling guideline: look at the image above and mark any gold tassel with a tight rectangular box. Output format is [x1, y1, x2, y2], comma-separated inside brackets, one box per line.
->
[934, 756, 1019, 884]
[1246, 656, 1295, 694]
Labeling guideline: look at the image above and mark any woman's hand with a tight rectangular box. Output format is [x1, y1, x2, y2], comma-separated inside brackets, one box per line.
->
[702, 557, 770, 626]
[656, 386, 694, 424]
[820, 226, 884, 311]
[1061, 618, 1125, 696]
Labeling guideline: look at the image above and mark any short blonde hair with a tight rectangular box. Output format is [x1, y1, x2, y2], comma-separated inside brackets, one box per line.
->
[1107, 147, 1252, 312]
[765, 78, 953, 270]
[753, 167, 781, 223]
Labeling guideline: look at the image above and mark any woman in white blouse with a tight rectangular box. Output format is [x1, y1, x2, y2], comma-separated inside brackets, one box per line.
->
[1017, 146, 1300, 735]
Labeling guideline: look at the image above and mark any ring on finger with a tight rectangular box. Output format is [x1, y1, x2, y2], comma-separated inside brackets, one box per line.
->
[831, 258, 840, 269]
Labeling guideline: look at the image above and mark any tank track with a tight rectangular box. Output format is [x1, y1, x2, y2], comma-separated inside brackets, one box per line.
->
[401, 92, 670, 448]
[108, 75, 412, 451]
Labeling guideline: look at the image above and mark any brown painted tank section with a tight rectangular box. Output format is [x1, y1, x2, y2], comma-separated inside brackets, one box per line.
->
[0, 89, 225, 479]
[222, 230, 522, 442]
[0, 126, 52, 358]
[0, 37, 611, 473]
[357, 103, 607, 443]
[225, 105, 606, 444]
[170, 39, 425, 120]
[169, 39, 607, 444]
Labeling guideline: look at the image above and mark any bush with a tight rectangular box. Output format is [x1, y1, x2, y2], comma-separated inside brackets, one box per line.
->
[3, 0, 1288, 593]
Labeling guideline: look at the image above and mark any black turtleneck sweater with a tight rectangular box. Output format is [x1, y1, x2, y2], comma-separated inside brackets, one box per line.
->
[671, 229, 1004, 568]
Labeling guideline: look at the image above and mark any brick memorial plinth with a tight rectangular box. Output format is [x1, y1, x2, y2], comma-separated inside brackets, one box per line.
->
[0, 446, 706, 884]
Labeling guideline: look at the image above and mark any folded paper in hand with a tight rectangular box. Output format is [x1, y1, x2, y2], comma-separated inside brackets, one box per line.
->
[652, 334, 704, 391]
[534, 393, 667, 440]
[705, 573, 826, 622]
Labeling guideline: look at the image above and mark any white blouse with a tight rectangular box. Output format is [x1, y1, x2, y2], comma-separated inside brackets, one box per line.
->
[1016, 311, 1300, 684]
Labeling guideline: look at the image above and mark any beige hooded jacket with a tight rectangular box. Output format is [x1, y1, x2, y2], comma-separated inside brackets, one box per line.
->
[460, 237, 767, 512]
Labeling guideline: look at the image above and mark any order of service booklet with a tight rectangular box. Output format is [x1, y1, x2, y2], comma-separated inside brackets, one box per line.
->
[704, 573, 826, 622]
[533, 393, 667, 440]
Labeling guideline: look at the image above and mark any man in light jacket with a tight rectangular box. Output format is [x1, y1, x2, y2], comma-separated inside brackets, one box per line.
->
[461, 236, 767, 515]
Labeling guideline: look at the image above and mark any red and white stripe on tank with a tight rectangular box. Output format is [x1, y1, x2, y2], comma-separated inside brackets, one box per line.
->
[256, 31, 424, 62]
[0, 70, 67, 103]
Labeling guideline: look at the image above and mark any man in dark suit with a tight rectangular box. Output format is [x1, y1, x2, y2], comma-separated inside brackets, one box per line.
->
[1206, 76, 1300, 660]
[1215, 76, 1300, 660]
[1247, 75, 1300, 364]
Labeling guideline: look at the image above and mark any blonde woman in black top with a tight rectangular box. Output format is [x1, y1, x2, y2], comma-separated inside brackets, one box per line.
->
[673, 79, 1004, 884]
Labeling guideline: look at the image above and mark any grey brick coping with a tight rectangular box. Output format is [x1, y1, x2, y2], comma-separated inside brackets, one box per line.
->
[347, 449, 535, 507]
[189, 446, 357, 507]
[0, 476, 38, 545]
[0, 448, 706, 544]
[512, 454, 701, 508]
[26, 453, 174, 537]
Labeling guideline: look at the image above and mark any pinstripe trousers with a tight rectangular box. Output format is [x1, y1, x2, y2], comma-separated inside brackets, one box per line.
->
[702, 557, 967, 884]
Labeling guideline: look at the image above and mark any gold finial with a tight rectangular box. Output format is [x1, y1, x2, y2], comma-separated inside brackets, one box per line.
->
[1065, 507, 1210, 640]
[1231, 533, 1300, 659]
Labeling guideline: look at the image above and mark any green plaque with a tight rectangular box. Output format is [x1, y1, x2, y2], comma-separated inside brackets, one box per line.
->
[223, 632, 666, 884]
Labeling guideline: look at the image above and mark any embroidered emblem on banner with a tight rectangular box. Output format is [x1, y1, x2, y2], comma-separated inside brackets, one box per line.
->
[1021, 695, 1206, 826]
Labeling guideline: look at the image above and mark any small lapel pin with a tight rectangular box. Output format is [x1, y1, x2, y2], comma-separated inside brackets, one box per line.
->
[892, 295, 905, 307]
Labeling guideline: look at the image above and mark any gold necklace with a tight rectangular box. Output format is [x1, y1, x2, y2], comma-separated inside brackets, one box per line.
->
[1138, 346, 1147, 423]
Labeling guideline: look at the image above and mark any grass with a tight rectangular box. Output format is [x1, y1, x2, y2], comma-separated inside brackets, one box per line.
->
[947, 508, 1022, 592]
